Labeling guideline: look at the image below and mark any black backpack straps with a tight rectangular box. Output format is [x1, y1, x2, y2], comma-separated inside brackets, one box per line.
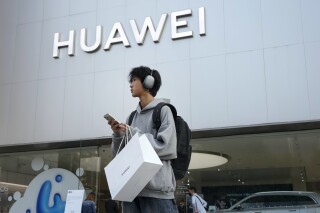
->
[194, 195, 207, 209]
[152, 102, 177, 131]
[195, 195, 204, 206]
[128, 110, 137, 125]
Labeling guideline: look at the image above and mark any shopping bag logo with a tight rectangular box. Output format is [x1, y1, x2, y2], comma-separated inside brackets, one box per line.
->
[121, 166, 130, 176]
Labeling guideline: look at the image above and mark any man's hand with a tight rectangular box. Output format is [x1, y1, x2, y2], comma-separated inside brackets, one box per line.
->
[108, 119, 127, 133]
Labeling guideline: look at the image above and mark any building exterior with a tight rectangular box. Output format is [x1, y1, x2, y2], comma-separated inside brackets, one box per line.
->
[0, 0, 320, 212]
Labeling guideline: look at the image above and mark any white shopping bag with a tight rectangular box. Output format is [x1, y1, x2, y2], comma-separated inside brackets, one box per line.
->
[104, 132, 163, 202]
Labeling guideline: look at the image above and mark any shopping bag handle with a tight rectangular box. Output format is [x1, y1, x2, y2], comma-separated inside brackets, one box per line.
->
[116, 125, 132, 156]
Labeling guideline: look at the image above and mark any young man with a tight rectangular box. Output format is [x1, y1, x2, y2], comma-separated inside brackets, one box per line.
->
[108, 66, 178, 213]
[188, 187, 207, 213]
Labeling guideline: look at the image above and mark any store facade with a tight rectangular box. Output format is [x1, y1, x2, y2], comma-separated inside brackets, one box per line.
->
[1, 0, 320, 212]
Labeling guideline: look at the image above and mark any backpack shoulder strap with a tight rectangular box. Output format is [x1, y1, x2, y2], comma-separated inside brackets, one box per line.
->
[194, 195, 205, 207]
[152, 102, 177, 131]
[195, 195, 207, 208]
[128, 110, 137, 125]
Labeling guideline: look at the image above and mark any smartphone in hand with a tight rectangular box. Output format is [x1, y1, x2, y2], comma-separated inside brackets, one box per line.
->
[103, 113, 119, 123]
[104, 113, 116, 122]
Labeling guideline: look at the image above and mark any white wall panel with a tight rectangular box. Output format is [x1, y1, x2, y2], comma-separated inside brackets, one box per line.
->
[190, 0, 225, 58]
[7, 82, 37, 144]
[67, 12, 97, 76]
[0, 0, 18, 26]
[157, 0, 190, 13]
[305, 42, 320, 118]
[39, 18, 69, 79]
[12, 22, 42, 83]
[126, 0, 157, 18]
[0, 0, 18, 85]
[224, 0, 263, 53]
[43, 0, 69, 20]
[98, 0, 125, 7]
[301, 0, 320, 42]
[0, 85, 11, 143]
[226, 50, 268, 125]
[125, 47, 157, 71]
[18, 0, 43, 24]
[62, 74, 94, 140]
[261, 0, 303, 48]
[156, 39, 190, 64]
[35, 78, 65, 142]
[92, 69, 125, 137]
[70, 0, 96, 15]
[264, 45, 310, 122]
[190, 56, 228, 129]
[0, 31, 15, 85]
[95, 5, 126, 72]
[156, 61, 191, 125]
[0, 0, 320, 146]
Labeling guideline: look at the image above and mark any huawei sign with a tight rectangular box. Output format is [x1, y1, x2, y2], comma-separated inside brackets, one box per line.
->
[53, 7, 206, 58]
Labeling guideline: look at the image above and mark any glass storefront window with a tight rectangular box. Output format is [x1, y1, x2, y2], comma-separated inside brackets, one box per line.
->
[1, 129, 320, 212]
[0, 146, 100, 213]
[183, 129, 320, 211]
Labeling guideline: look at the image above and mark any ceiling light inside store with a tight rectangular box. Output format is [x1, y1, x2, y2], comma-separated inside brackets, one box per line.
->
[189, 151, 228, 170]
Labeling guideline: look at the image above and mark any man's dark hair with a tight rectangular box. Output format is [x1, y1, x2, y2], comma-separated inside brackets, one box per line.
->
[128, 66, 162, 97]
[188, 186, 197, 193]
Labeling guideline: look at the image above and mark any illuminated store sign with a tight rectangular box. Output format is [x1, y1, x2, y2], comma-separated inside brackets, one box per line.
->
[53, 7, 206, 58]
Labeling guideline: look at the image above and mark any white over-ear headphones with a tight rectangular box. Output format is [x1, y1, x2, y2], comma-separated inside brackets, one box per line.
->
[143, 69, 155, 89]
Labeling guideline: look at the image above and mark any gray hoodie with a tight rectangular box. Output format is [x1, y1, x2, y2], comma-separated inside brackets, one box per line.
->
[112, 99, 177, 199]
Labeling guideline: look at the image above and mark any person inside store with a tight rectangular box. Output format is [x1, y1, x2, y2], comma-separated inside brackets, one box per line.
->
[107, 66, 178, 213]
[188, 186, 207, 213]
[178, 199, 186, 213]
[105, 197, 119, 213]
[214, 199, 221, 210]
[81, 192, 96, 213]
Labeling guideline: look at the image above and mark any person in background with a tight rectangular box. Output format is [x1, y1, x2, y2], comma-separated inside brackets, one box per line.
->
[108, 66, 178, 213]
[82, 192, 96, 213]
[188, 186, 207, 213]
[178, 199, 186, 213]
[214, 199, 221, 210]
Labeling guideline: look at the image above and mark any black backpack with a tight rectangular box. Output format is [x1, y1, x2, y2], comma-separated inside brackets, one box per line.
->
[128, 102, 192, 180]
